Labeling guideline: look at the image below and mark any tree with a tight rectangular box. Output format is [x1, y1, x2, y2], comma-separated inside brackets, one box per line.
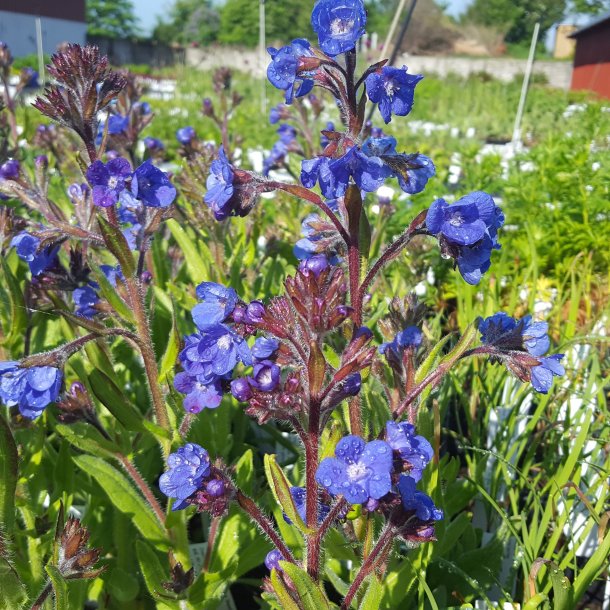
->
[86, 0, 139, 39]
[571, 0, 610, 13]
[153, 0, 220, 46]
[462, 0, 567, 44]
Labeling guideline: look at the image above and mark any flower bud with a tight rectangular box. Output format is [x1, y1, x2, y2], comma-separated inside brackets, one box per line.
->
[202, 97, 214, 117]
[0, 159, 20, 180]
[245, 300, 265, 323]
[299, 254, 329, 277]
[231, 378, 252, 402]
[265, 549, 284, 572]
[250, 360, 281, 392]
[205, 479, 225, 498]
[176, 126, 196, 145]
[35, 155, 48, 170]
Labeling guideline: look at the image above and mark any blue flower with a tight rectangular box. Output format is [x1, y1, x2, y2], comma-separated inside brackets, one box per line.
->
[398, 475, 443, 521]
[320, 121, 335, 148]
[298, 254, 330, 277]
[192, 282, 238, 328]
[311, 0, 367, 57]
[426, 192, 504, 285]
[230, 377, 253, 402]
[0, 363, 63, 419]
[293, 200, 344, 262]
[159, 443, 210, 510]
[386, 422, 432, 482]
[283, 486, 330, 525]
[531, 355, 565, 394]
[263, 140, 288, 176]
[365, 66, 423, 124]
[174, 373, 223, 413]
[176, 126, 196, 145]
[143, 136, 164, 151]
[265, 549, 284, 571]
[86, 157, 132, 208]
[130, 160, 176, 208]
[73, 285, 100, 318]
[316, 435, 393, 505]
[0, 158, 20, 179]
[249, 360, 281, 392]
[204, 147, 235, 220]
[179, 325, 252, 383]
[11, 232, 58, 276]
[379, 325, 423, 357]
[252, 337, 280, 360]
[267, 39, 315, 104]
[96, 113, 129, 144]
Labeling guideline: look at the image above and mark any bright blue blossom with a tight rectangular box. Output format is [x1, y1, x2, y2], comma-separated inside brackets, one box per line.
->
[143, 137, 164, 152]
[299, 253, 330, 277]
[267, 39, 315, 104]
[386, 422, 433, 482]
[192, 282, 238, 329]
[283, 486, 330, 525]
[159, 443, 210, 510]
[86, 157, 132, 208]
[173, 374, 223, 413]
[130, 160, 176, 208]
[316, 435, 393, 504]
[11, 232, 58, 276]
[72, 265, 124, 318]
[379, 326, 423, 357]
[249, 360, 281, 392]
[311, 0, 367, 56]
[426, 192, 504, 285]
[252, 337, 280, 360]
[0, 158, 20, 179]
[265, 549, 284, 571]
[0, 363, 63, 419]
[398, 475, 443, 521]
[204, 147, 235, 220]
[365, 66, 423, 124]
[176, 126, 196, 145]
[96, 114, 129, 144]
[230, 377, 253, 402]
[531, 355, 565, 394]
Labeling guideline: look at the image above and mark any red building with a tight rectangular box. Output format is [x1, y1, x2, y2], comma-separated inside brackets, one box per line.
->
[569, 12, 610, 99]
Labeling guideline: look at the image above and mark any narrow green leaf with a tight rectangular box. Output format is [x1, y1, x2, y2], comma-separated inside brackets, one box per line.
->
[358, 575, 384, 609]
[166, 218, 210, 283]
[279, 561, 331, 610]
[264, 454, 312, 534]
[158, 302, 180, 382]
[136, 540, 177, 606]
[0, 413, 18, 532]
[55, 423, 118, 459]
[73, 455, 168, 546]
[0, 556, 27, 610]
[90, 264, 135, 324]
[439, 323, 478, 367]
[270, 569, 301, 610]
[522, 593, 549, 610]
[234, 448, 255, 496]
[414, 334, 453, 384]
[107, 566, 140, 602]
[97, 215, 136, 277]
[45, 565, 69, 610]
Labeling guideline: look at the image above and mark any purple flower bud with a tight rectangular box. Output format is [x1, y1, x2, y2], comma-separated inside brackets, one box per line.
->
[343, 373, 362, 397]
[206, 479, 225, 498]
[0, 158, 20, 180]
[140, 271, 153, 284]
[231, 303, 247, 324]
[245, 300, 265, 323]
[365, 498, 379, 512]
[35, 155, 48, 169]
[176, 126, 196, 145]
[69, 381, 87, 397]
[250, 360, 281, 392]
[202, 98, 214, 116]
[143, 136, 164, 151]
[265, 549, 284, 572]
[231, 378, 252, 402]
[299, 254, 329, 277]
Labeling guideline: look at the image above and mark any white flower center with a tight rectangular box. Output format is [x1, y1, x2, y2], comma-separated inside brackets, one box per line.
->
[346, 462, 368, 482]
[330, 18, 354, 35]
[383, 80, 399, 98]
[108, 176, 119, 189]
[217, 335, 231, 350]
[449, 212, 464, 226]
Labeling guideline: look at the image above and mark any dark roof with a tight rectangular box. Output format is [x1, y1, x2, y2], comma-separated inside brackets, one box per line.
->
[0, 0, 86, 23]
[569, 11, 610, 38]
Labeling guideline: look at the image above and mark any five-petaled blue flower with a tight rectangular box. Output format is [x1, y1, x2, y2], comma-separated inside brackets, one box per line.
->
[0, 363, 63, 419]
[531, 355, 565, 394]
[249, 360, 281, 392]
[11, 232, 58, 276]
[426, 191, 504, 285]
[386, 422, 433, 482]
[159, 443, 210, 510]
[204, 147, 235, 220]
[192, 282, 239, 328]
[379, 325, 423, 357]
[365, 66, 423, 124]
[398, 475, 443, 521]
[130, 160, 176, 208]
[86, 157, 132, 208]
[311, 0, 367, 57]
[173, 374, 224, 413]
[267, 39, 315, 104]
[316, 435, 393, 504]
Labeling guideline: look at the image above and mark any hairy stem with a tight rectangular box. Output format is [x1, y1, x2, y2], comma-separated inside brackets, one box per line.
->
[29, 582, 53, 610]
[202, 516, 221, 572]
[305, 398, 320, 578]
[116, 453, 166, 525]
[235, 492, 295, 563]
[341, 526, 394, 609]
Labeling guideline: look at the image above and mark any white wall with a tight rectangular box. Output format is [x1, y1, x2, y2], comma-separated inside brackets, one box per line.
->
[0, 11, 86, 57]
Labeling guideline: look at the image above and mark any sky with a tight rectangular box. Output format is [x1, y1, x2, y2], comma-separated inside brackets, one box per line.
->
[132, 0, 474, 35]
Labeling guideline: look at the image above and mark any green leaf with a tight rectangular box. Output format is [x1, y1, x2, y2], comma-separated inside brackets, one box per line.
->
[264, 454, 312, 534]
[158, 302, 180, 382]
[0, 258, 27, 348]
[90, 264, 136, 324]
[439, 323, 478, 367]
[46, 565, 69, 610]
[72, 455, 168, 547]
[279, 561, 331, 610]
[136, 540, 180, 608]
[234, 448, 255, 496]
[55, 423, 119, 459]
[88, 370, 147, 432]
[97, 215, 136, 277]
[358, 575, 383, 609]
[0, 413, 18, 532]
[270, 569, 300, 610]
[166, 218, 211, 283]
[107, 566, 140, 602]
[414, 334, 453, 384]
[0, 557, 27, 610]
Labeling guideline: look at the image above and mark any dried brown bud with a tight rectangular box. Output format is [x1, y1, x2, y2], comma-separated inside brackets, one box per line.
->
[59, 516, 104, 579]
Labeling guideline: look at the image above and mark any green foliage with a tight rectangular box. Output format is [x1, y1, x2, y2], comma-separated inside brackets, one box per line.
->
[86, 0, 140, 39]
[153, 0, 220, 46]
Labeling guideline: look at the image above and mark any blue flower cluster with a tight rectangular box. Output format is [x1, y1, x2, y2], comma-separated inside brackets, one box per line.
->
[230, 336, 281, 401]
[379, 325, 423, 358]
[11, 232, 59, 276]
[478, 312, 565, 393]
[86, 157, 176, 209]
[174, 282, 253, 413]
[426, 191, 504, 285]
[72, 265, 124, 318]
[158, 443, 211, 510]
[263, 124, 298, 176]
[316, 423, 442, 525]
[0, 363, 63, 419]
